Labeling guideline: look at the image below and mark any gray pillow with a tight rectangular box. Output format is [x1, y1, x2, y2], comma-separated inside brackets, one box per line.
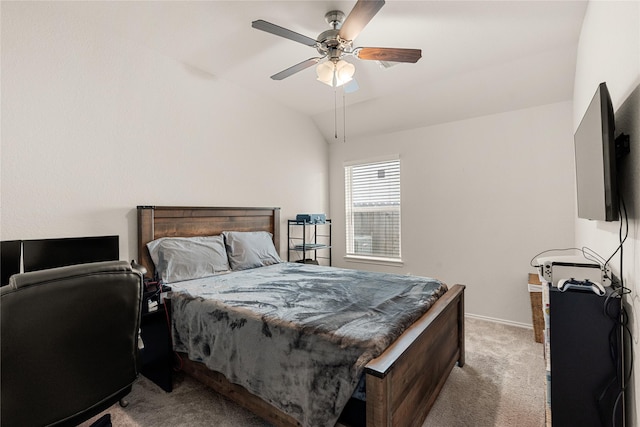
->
[146, 235, 230, 283]
[222, 231, 282, 271]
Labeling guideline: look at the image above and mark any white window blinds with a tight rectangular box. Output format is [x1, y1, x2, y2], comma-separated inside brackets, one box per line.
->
[345, 158, 401, 260]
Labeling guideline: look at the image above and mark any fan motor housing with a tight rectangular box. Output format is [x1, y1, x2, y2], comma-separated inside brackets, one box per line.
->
[317, 29, 340, 47]
[324, 10, 345, 29]
[316, 10, 351, 57]
[317, 33, 351, 59]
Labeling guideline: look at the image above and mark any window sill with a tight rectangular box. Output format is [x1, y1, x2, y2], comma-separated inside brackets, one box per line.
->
[344, 255, 404, 267]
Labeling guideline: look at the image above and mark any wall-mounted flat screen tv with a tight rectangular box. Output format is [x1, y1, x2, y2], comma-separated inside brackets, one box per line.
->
[574, 82, 618, 221]
[23, 235, 119, 272]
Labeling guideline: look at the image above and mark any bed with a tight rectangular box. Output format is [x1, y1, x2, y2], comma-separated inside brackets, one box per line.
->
[137, 205, 465, 427]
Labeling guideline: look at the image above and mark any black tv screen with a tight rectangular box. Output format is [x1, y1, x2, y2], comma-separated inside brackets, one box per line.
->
[1, 240, 22, 286]
[574, 82, 618, 221]
[23, 235, 119, 272]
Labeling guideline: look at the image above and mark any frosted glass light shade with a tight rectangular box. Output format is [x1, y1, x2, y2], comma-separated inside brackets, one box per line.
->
[335, 60, 355, 86]
[316, 61, 335, 86]
[316, 60, 355, 87]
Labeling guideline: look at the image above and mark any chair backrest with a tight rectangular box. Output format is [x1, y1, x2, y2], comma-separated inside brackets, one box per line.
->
[1, 261, 143, 427]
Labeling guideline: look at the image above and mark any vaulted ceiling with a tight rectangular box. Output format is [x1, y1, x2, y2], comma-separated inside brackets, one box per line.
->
[62, 0, 588, 142]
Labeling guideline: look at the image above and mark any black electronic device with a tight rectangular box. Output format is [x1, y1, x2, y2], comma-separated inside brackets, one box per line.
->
[574, 82, 621, 221]
[23, 235, 119, 272]
[1, 240, 22, 286]
[549, 286, 623, 426]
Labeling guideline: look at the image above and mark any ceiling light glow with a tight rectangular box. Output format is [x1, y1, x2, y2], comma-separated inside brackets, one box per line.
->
[316, 60, 355, 87]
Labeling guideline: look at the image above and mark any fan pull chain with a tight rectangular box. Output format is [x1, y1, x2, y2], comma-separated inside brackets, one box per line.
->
[334, 87, 338, 140]
[333, 87, 347, 142]
[343, 90, 346, 143]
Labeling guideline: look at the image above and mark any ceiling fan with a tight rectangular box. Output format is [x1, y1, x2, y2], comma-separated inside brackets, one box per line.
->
[251, 0, 422, 87]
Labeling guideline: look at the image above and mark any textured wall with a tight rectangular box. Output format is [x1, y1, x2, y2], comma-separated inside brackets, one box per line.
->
[330, 101, 576, 326]
[1, 2, 329, 260]
[573, 1, 640, 424]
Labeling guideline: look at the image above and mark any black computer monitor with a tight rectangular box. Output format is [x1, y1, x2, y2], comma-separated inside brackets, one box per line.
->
[1, 240, 22, 286]
[23, 235, 119, 272]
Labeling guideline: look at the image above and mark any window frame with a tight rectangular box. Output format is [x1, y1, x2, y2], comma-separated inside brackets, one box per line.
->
[344, 155, 402, 265]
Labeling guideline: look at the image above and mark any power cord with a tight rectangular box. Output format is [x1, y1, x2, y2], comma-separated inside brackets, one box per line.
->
[529, 246, 607, 270]
[606, 190, 631, 427]
[594, 188, 631, 427]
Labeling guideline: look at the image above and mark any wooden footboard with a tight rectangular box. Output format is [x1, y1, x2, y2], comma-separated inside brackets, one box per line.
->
[177, 284, 465, 427]
[364, 284, 465, 427]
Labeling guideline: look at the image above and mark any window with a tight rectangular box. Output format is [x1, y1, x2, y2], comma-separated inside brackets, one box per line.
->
[345, 157, 401, 262]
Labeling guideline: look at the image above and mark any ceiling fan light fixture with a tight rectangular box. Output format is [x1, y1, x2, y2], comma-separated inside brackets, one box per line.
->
[316, 59, 355, 87]
[253, 0, 422, 87]
[335, 60, 355, 86]
[316, 61, 335, 86]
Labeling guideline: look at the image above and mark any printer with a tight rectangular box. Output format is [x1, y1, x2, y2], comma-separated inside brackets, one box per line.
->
[536, 254, 612, 287]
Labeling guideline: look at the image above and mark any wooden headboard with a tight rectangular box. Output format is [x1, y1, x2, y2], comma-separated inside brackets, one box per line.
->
[137, 206, 280, 279]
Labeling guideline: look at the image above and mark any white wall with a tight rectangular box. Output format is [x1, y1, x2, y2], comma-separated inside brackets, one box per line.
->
[0, 2, 329, 260]
[573, 1, 640, 424]
[330, 101, 575, 326]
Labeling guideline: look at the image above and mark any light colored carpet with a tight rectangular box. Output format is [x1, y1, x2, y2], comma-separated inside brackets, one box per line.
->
[423, 317, 545, 427]
[82, 317, 545, 427]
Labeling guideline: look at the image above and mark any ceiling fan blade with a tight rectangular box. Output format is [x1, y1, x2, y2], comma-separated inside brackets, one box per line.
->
[271, 57, 322, 80]
[339, 0, 385, 42]
[252, 20, 317, 47]
[356, 47, 422, 63]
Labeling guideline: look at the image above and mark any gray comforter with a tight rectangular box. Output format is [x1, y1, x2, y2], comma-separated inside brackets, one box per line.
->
[169, 262, 447, 427]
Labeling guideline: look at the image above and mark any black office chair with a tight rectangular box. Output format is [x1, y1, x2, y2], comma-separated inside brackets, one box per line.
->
[1, 261, 144, 426]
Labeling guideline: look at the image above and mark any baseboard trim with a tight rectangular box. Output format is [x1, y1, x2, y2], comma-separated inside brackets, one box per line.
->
[465, 313, 533, 330]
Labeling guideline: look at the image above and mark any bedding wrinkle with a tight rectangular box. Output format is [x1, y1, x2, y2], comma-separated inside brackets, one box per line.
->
[261, 321, 273, 338]
[170, 262, 446, 427]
